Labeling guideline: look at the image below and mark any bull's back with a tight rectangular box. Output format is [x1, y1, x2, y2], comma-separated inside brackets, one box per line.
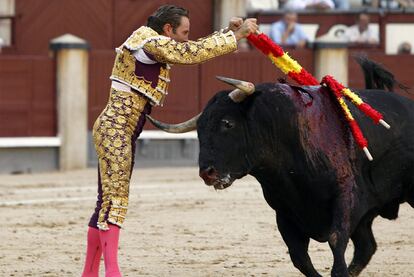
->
[352, 90, 414, 204]
[351, 90, 414, 155]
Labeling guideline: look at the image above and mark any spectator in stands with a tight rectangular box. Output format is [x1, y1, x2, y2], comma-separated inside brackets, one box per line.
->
[269, 12, 308, 48]
[397, 41, 412, 54]
[345, 13, 379, 44]
[284, 0, 335, 10]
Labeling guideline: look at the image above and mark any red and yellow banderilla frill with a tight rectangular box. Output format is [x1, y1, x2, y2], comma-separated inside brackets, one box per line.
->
[246, 32, 391, 160]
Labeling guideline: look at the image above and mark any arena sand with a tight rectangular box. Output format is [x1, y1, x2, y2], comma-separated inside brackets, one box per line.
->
[0, 168, 413, 276]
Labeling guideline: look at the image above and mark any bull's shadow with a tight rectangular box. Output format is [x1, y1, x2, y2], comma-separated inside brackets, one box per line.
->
[148, 58, 414, 277]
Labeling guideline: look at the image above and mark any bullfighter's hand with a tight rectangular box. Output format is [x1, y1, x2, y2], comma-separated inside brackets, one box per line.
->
[234, 18, 258, 40]
[228, 17, 243, 32]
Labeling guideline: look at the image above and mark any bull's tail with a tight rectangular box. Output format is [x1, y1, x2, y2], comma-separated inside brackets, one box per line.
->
[355, 56, 409, 92]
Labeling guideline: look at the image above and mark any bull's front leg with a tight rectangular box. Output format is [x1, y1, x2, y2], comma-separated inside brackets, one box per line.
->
[328, 179, 354, 277]
[276, 214, 322, 277]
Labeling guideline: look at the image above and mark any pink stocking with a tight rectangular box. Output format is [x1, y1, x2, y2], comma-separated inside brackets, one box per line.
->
[82, 227, 102, 277]
[100, 224, 122, 277]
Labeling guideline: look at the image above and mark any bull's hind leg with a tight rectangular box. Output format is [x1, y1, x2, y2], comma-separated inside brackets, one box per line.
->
[276, 214, 322, 277]
[348, 216, 376, 277]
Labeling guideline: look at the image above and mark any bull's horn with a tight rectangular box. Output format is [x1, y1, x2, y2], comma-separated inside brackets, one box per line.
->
[216, 76, 255, 93]
[227, 89, 251, 103]
[146, 114, 200, 133]
[216, 76, 255, 103]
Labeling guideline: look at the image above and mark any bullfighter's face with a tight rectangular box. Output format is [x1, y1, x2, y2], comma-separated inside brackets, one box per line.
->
[164, 16, 190, 42]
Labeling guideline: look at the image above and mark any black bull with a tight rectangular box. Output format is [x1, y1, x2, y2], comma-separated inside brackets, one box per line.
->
[148, 60, 414, 277]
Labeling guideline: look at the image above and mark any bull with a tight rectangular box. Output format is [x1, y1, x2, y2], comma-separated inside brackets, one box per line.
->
[148, 58, 414, 277]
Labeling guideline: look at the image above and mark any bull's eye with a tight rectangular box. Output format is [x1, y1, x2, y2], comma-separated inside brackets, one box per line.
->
[221, 119, 234, 129]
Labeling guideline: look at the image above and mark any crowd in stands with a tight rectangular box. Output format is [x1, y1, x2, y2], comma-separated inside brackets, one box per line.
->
[247, 0, 414, 11]
[267, 11, 379, 47]
[345, 13, 379, 44]
[239, 0, 413, 54]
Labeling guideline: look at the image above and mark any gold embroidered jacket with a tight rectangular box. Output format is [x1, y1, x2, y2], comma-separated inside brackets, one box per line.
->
[110, 26, 237, 106]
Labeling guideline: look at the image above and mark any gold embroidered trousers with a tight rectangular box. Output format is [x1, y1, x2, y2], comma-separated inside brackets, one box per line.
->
[89, 87, 150, 230]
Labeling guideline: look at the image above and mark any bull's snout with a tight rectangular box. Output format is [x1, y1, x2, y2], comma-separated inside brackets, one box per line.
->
[199, 166, 218, 186]
[199, 166, 233, 190]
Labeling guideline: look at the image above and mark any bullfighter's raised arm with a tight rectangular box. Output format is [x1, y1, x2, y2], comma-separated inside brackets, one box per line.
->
[142, 31, 237, 65]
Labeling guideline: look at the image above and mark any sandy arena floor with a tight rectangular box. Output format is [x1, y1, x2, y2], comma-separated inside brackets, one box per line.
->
[0, 167, 413, 276]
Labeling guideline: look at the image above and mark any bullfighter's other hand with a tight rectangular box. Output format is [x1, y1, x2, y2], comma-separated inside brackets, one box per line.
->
[234, 18, 258, 40]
